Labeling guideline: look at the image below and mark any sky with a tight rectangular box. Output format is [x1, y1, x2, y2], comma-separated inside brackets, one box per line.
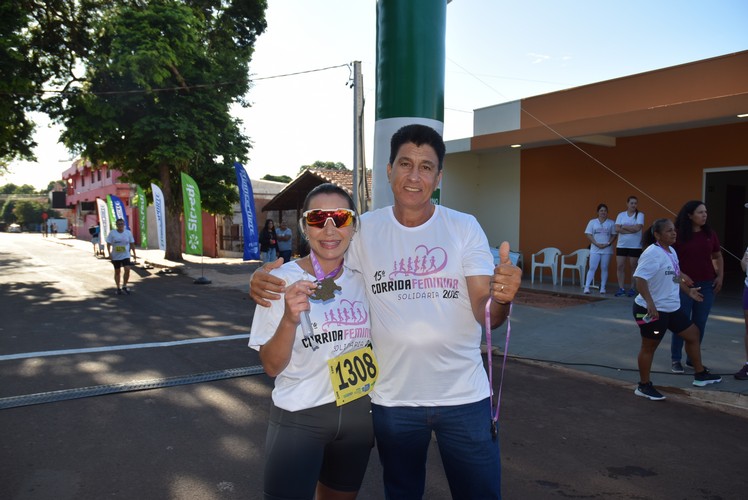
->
[3, 0, 747, 190]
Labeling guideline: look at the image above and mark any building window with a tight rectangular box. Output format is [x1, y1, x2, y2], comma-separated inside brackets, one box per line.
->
[106, 169, 111, 178]
[97, 170, 101, 181]
[81, 176, 85, 186]
[91, 172, 95, 183]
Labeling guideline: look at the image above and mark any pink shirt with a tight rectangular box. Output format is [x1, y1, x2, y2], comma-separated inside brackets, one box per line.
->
[673, 230, 721, 281]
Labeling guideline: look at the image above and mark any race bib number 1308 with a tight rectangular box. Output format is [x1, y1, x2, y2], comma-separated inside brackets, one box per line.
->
[327, 345, 378, 406]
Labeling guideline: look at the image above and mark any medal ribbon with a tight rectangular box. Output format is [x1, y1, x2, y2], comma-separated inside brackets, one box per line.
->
[655, 243, 680, 278]
[300, 251, 343, 351]
[309, 250, 343, 282]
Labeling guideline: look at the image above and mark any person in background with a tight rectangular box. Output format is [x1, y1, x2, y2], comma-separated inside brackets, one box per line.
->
[584, 203, 617, 294]
[670, 200, 724, 373]
[734, 246, 748, 380]
[615, 196, 644, 297]
[250, 124, 522, 499]
[106, 218, 136, 295]
[275, 220, 293, 263]
[259, 219, 278, 263]
[631, 218, 721, 401]
[249, 183, 373, 499]
[89, 224, 101, 256]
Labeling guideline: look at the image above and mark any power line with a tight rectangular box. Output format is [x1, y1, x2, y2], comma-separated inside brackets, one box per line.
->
[0, 63, 352, 97]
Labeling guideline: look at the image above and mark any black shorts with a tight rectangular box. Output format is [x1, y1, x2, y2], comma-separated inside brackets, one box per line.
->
[632, 303, 692, 340]
[264, 396, 373, 497]
[616, 247, 642, 258]
[111, 258, 132, 269]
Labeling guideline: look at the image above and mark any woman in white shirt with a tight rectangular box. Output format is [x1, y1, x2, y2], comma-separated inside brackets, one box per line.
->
[249, 183, 374, 499]
[615, 196, 645, 297]
[583, 203, 617, 294]
[631, 218, 721, 401]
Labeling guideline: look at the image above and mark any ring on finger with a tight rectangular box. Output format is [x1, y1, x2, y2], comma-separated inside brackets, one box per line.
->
[500, 285, 505, 292]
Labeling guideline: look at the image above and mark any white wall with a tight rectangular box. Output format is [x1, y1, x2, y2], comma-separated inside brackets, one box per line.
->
[442, 148, 521, 251]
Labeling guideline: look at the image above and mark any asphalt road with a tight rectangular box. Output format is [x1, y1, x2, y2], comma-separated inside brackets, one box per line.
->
[1, 233, 747, 499]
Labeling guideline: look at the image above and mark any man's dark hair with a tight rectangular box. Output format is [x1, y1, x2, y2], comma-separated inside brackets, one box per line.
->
[389, 124, 446, 171]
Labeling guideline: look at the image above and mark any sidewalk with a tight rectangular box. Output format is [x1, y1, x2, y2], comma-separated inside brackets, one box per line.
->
[54, 235, 748, 412]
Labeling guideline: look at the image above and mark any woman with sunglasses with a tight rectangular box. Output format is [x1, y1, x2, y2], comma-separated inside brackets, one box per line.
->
[249, 183, 373, 500]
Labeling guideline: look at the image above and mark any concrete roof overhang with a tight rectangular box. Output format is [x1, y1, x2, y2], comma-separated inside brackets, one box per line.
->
[469, 51, 748, 153]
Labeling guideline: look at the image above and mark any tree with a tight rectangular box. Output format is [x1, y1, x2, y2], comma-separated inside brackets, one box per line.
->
[1, 199, 17, 223]
[262, 174, 292, 184]
[298, 161, 348, 176]
[42, 0, 267, 261]
[0, 2, 43, 167]
[12, 200, 57, 225]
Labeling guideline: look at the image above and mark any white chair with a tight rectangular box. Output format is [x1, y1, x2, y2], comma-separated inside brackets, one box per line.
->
[560, 248, 590, 287]
[531, 247, 561, 285]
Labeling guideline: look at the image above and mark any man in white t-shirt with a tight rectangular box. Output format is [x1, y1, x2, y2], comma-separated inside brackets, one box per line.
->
[106, 218, 136, 295]
[251, 124, 521, 498]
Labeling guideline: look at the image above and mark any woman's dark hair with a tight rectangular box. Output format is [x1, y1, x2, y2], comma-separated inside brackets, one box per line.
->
[596, 203, 608, 212]
[263, 219, 274, 230]
[641, 218, 672, 248]
[675, 200, 711, 242]
[300, 183, 358, 232]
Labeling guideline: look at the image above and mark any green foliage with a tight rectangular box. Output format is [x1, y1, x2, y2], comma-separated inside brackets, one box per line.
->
[1, 199, 17, 223]
[11, 200, 54, 224]
[262, 174, 292, 184]
[297, 161, 349, 176]
[34, 0, 267, 259]
[0, 183, 38, 194]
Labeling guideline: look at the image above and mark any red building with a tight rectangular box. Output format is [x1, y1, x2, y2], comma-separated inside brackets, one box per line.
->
[61, 159, 135, 241]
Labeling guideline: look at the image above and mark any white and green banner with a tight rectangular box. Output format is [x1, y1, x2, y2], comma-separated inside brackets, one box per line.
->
[135, 185, 148, 249]
[181, 172, 203, 256]
[151, 183, 166, 251]
[96, 198, 110, 245]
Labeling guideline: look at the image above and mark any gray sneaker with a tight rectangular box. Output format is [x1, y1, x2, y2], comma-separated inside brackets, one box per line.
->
[671, 361, 684, 373]
[634, 382, 666, 401]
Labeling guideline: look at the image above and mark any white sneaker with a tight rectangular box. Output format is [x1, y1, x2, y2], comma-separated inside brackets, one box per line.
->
[583, 288, 590, 294]
[600, 288, 607, 294]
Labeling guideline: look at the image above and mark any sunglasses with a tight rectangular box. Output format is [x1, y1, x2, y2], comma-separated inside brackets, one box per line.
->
[302, 208, 356, 229]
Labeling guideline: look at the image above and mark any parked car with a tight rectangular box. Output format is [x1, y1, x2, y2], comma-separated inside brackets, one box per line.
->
[8, 223, 21, 233]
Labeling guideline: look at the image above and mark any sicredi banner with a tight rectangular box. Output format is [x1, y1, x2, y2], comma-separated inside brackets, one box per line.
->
[180, 172, 202, 256]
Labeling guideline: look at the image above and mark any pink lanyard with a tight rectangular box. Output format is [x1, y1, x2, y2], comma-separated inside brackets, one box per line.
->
[484, 298, 512, 439]
[309, 251, 343, 281]
[300, 252, 343, 350]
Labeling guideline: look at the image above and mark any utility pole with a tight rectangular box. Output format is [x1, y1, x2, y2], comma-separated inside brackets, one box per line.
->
[352, 60, 368, 214]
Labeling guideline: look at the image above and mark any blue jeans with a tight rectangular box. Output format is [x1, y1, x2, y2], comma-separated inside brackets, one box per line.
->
[261, 248, 276, 263]
[671, 280, 715, 362]
[372, 398, 501, 499]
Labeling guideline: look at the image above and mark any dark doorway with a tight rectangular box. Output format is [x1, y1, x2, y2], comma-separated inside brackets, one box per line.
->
[704, 168, 748, 295]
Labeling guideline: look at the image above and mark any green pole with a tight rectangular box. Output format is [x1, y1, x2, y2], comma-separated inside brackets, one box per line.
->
[373, 0, 447, 208]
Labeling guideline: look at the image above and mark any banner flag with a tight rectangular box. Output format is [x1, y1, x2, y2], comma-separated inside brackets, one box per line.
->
[233, 162, 260, 261]
[151, 183, 167, 251]
[109, 194, 129, 230]
[135, 186, 148, 249]
[96, 198, 111, 247]
[180, 172, 203, 256]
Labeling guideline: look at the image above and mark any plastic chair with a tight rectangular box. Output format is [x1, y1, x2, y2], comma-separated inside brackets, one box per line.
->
[560, 248, 590, 287]
[530, 247, 561, 285]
